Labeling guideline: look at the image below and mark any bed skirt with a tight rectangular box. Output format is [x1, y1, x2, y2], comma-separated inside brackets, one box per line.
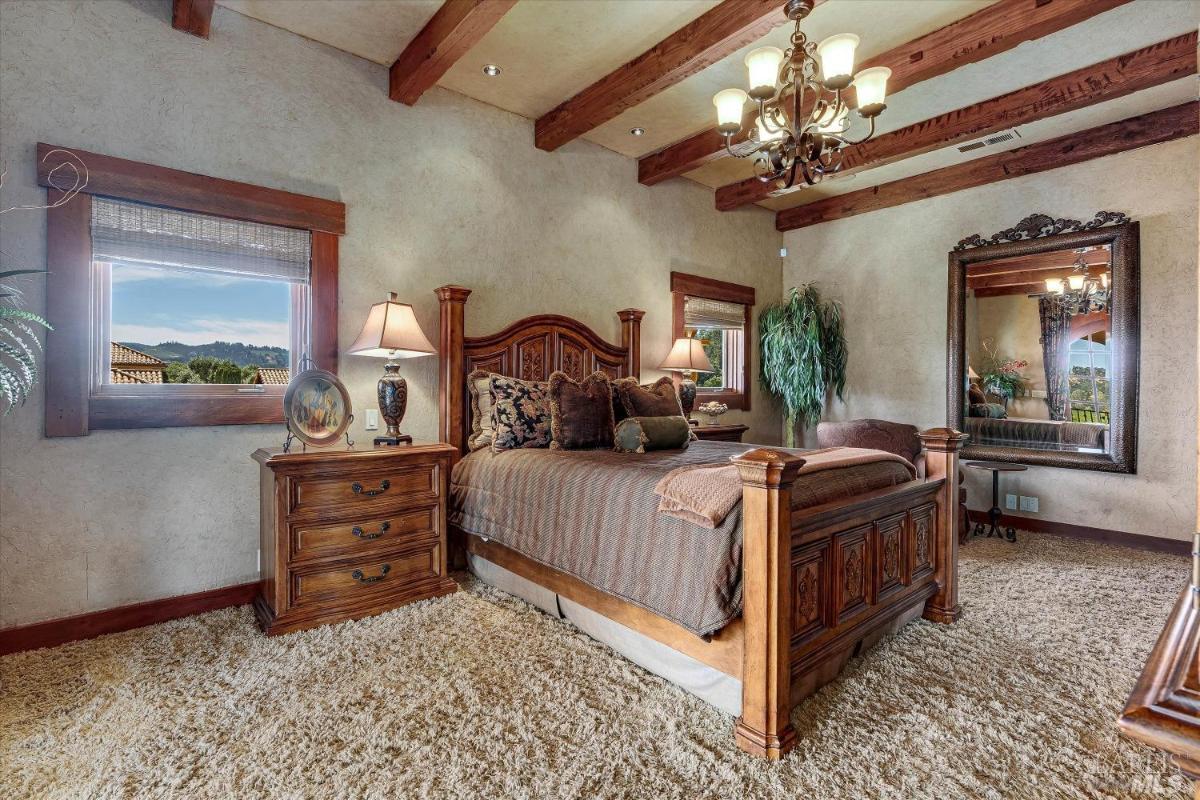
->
[467, 552, 743, 715]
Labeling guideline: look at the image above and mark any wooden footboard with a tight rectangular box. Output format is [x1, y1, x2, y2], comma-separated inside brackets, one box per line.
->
[732, 428, 967, 759]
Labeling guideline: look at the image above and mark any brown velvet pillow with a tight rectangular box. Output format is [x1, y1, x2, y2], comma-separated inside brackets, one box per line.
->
[549, 370, 615, 450]
[968, 383, 987, 406]
[615, 376, 682, 418]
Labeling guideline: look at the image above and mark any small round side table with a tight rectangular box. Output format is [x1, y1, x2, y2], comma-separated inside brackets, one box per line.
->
[964, 460, 1028, 542]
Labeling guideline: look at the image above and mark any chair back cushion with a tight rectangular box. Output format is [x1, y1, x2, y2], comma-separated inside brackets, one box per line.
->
[815, 419, 922, 464]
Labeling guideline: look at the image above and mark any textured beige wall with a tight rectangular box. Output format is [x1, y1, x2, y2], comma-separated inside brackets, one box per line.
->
[0, 0, 784, 628]
[783, 136, 1199, 542]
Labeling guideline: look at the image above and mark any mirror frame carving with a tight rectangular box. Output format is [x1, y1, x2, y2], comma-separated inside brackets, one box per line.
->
[947, 212, 1140, 473]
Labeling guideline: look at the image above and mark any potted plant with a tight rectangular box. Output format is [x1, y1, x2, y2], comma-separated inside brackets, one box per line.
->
[979, 339, 1028, 406]
[759, 284, 847, 448]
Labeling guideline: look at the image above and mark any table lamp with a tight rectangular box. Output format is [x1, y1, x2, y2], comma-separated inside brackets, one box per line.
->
[349, 292, 436, 446]
[659, 336, 713, 425]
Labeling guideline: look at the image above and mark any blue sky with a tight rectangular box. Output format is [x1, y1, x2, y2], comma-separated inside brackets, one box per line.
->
[110, 265, 291, 348]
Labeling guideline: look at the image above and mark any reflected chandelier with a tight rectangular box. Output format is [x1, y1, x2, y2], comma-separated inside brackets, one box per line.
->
[1040, 248, 1110, 314]
[712, 0, 891, 189]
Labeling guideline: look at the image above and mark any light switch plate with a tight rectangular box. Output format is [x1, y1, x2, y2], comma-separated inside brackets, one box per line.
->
[365, 409, 379, 430]
[1005, 494, 1018, 510]
[1019, 495, 1039, 513]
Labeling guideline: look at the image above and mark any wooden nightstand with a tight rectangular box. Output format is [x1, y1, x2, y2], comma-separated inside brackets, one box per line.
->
[692, 423, 749, 442]
[252, 441, 458, 636]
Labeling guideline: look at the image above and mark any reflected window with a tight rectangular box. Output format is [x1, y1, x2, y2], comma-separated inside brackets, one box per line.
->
[1068, 332, 1109, 423]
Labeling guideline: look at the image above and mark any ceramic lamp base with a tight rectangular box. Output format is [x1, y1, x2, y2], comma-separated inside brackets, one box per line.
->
[679, 378, 698, 425]
[376, 362, 411, 448]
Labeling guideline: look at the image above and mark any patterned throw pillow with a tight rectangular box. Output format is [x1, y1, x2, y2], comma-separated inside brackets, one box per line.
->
[548, 370, 614, 450]
[489, 374, 552, 451]
[615, 376, 682, 418]
[466, 369, 497, 452]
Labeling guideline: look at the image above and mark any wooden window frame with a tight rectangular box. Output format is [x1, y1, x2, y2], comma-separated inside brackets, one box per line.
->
[40, 143, 345, 436]
[670, 271, 754, 411]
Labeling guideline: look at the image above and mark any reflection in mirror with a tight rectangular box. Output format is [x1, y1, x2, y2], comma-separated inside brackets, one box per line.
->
[964, 243, 1113, 454]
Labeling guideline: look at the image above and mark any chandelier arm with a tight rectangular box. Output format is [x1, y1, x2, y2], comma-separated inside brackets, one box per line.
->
[839, 114, 878, 147]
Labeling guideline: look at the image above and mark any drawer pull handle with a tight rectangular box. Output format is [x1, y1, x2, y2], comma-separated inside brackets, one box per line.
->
[351, 479, 391, 497]
[351, 564, 391, 584]
[352, 521, 391, 540]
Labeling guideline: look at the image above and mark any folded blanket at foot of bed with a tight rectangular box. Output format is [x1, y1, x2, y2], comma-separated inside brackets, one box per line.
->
[654, 446, 916, 528]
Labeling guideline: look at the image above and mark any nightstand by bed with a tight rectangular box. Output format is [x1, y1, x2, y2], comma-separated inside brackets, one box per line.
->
[252, 441, 458, 635]
[691, 423, 748, 442]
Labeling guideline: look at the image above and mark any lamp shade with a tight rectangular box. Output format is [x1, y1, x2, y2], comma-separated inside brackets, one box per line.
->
[658, 337, 713, 374]
[968, 366, 980, 380]
[713, 88, 749, 135]
[744, 47, 784, 99]
[816, 34, 858, 88]
[853, 66, 891, 115]
[348, 292, 436, 359]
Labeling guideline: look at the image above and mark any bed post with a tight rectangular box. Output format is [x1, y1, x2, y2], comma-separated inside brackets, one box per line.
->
[733, 448, 806, 760]
[917, 427, 968, 624]
[617, 308, 644, 379]
[436, 285, 471, 452]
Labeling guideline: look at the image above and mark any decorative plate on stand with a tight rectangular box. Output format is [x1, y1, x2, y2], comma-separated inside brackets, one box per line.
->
[282, 359, 353, 449]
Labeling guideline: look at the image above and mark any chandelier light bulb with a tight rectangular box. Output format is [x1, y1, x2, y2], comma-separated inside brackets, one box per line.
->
[1068, 274, 1086, 291]
[853, 66, 891, 117]
[1045, 278, 1065, 295]
[755, 115, 784, 143]
[813, 105, 849, 134]
[744, 47, 785, 100]
[713, 88, 749, 135]
[817, 34, 859, 90]
[1100, 272, 1109, 288]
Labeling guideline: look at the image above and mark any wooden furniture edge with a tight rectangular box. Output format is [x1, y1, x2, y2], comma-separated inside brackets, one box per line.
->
[172, 0, 214, 38]
[966, 510, 1190, 555]
[0, 581, 258, 656]
[466, 533, 743, 677]
[1118, 585, 1200, 769]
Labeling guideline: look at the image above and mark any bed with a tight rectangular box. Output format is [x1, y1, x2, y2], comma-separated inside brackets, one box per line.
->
[435, 285, 967, 759]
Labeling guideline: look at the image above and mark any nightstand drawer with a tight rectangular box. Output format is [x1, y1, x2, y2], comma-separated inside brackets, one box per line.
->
[289, 462, 439, 516]
[290, 505, 439, 564]
[289, 544, 442, 608]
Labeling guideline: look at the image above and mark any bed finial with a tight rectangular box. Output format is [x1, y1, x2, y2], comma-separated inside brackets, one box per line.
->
[436, 286, 472, 452]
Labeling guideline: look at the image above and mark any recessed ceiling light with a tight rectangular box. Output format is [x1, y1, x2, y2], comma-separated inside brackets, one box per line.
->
[630, 127, 646, 136]
[482, 64, 502, 77]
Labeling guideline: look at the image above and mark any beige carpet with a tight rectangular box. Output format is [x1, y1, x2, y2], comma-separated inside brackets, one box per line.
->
[0, 533, 1190, 799]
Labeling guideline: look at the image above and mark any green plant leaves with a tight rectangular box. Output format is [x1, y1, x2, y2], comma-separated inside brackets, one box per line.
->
[0, 304, 51, 414]
[758, 284, 848, 438]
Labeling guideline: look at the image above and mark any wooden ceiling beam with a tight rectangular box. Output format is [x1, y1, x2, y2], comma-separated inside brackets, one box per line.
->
[389, 0, 518, 106]
[972, 283, 1046, 299]
[638, 0, 1131, 187]
[967, 266, 1093, 290]
[720, 31, 1197, 210]
[967, 248, 1109, 276]
[775, 101, 1198, 232]
[172, 0, 214, 39]
[534, 0, 792, 153]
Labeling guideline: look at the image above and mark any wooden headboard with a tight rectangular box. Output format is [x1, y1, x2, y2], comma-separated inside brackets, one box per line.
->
[435, 285, 645, 453]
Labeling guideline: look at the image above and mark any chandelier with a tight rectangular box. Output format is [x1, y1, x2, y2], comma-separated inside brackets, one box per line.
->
[1040, 248, 1110, 314]
[711, 0, 890, 189]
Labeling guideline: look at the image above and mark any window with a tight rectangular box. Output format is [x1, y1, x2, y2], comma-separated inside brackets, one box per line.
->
[1068, 331, 1110, 423]
[670, 271, 754, 410]
[41, 143, 343, 435]
[94, 198, 310, 389]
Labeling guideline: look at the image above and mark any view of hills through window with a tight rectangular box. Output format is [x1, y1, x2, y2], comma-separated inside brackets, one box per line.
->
[109, 264, 292, 385]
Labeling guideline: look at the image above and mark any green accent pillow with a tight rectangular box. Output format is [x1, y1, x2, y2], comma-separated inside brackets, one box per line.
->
[613, 415, 692, 453]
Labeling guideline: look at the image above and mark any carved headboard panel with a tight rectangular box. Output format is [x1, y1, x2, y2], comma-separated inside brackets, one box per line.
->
[435, 286, 644, 453]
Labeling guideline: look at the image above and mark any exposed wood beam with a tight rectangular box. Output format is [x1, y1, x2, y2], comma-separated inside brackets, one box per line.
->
[534, 0, 791, 153]
[973, 283, 1045, 298]
[389, 0, 517, 106]
[638, 0, 1132, 187]
[967, 248, 1109, 276]
[775, 101, 1198, 232]
[172, 0, 214, 39]
[720, 32, 1197, 210]
[967, 267, 1087, 290]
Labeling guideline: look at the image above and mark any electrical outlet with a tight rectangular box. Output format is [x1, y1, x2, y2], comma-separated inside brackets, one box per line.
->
[365, 409, 379, 430]
[1005, 494, 1018, 510]
[1019, 495, 1039, 513]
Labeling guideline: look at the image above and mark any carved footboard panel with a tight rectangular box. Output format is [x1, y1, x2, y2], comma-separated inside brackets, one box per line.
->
[732, 428, 966, 759]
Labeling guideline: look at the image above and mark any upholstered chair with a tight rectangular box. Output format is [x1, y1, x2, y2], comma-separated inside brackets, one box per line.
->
[816, 419, 970, 541]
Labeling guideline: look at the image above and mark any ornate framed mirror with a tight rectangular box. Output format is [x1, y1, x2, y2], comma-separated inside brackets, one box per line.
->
[948, 212, 1139, 473]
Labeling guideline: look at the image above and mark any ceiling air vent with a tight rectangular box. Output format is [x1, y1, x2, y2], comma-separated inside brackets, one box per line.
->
[957, 128, 1021, 154]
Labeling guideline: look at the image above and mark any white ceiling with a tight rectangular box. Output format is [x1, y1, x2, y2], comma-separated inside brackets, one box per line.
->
[215, 0, 1199, 214]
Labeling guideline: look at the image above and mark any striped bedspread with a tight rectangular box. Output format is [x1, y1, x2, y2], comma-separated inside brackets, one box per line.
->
[450, 441, 913, 637]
